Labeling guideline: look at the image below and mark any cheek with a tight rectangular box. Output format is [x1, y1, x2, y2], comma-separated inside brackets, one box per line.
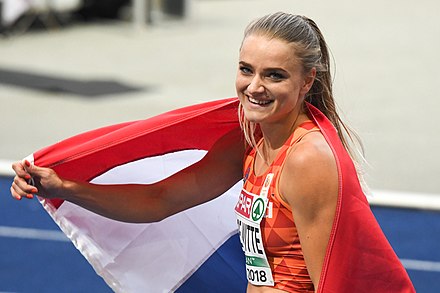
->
[272, 85, 301, 107]
[280, 82, 302, 97]
[235, 76, 247, 94]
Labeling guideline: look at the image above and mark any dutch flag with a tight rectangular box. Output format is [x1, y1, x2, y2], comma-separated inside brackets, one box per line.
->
[27, 98, 247, 292]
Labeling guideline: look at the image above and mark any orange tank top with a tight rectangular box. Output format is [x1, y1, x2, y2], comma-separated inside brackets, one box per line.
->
[241, 121, 320, 292]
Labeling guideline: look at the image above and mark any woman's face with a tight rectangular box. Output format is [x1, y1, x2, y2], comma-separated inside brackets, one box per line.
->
[236, 34, 314, 126]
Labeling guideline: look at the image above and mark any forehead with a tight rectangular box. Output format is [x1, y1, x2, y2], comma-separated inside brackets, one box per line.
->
[239, 34, 300, 68]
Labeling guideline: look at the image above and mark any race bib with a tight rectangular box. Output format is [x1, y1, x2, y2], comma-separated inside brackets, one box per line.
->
[235, 174, 274, 286]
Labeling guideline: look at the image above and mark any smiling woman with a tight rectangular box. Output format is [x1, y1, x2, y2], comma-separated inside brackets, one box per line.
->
[237, 14, 354, 164]
[9, 12, 415, 293]
[234, 12, 414, 292]
[234, 14, 339, 292]
[237, 36, 309, 123]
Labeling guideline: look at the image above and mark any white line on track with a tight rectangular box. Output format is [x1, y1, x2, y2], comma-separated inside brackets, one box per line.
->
[369, 190, 440, 211]
[401, 259, 440, 272]
[0, 159, 15, 177]
[0, 226, 69, 242]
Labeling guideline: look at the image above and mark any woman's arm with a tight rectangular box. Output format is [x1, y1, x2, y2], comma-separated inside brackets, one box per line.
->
[280, 132, 338, 290]
[11, 129, 245, 223]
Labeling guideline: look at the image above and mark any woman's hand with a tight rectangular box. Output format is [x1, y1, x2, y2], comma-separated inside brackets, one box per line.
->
[10, 160, 64, 200]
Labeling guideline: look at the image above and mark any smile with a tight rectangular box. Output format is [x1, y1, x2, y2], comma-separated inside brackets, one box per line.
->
[248, 96, 273, 106]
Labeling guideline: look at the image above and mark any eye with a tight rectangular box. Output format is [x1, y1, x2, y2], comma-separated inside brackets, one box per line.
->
[268, 72, 285, 81]
[239, 66, 252, 75]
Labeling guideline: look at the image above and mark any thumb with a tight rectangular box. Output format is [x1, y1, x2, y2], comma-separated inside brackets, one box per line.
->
[23, 160, 46, 177]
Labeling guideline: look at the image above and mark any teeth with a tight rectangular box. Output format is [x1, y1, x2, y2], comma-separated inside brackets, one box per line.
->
[248, 96, 272, 105]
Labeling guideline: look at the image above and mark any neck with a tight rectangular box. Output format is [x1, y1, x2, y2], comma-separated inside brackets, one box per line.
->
[259, 108, 308, 163]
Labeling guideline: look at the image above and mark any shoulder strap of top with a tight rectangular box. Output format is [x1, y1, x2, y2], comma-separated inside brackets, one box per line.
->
[243, 120, 320, 179]
[271, 121, 320, 170]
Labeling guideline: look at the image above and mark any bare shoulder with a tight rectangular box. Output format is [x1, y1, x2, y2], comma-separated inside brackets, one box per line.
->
[280, 131, 338, 215]
[287, 131, 336, 173]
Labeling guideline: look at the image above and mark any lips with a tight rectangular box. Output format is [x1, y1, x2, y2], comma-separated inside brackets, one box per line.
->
[248, 96, 273, 106]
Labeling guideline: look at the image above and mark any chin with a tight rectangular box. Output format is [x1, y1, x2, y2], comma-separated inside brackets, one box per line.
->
[242, 111, 267, 124]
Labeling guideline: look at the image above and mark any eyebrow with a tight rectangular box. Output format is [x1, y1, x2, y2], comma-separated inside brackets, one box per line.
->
[239, 61, 289, 73]
[238, 61, 253, 69]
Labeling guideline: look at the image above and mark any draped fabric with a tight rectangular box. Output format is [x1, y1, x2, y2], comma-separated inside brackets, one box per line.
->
[306, 103, 415, 292]
[28, 98, 414, 292]
[29, 98, 246, 292]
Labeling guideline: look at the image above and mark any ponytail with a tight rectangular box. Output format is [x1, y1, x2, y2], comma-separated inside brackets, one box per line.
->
[301, 16, 365, 162]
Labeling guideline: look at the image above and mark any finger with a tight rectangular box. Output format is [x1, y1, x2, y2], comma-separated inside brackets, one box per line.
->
[11, 161, 31, 179]
[11, 161, 25, 171]
[13, 176, 38, 194]
[11, 189, 33, 200]
[11, 179, 30, 195]
[10, 185, 22, 200]
[10, 183, 33, 200]
[11, 181, 36, 200]
[23, 160, 45, 177]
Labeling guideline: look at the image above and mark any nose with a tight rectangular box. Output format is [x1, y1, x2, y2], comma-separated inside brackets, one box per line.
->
[247, 75, 265, 94]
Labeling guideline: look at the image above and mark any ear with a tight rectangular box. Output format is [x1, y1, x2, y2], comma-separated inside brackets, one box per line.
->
[300, 67, 317, 96]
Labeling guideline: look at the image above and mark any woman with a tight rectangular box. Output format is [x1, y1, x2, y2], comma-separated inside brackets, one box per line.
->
[11, 12, 414, 292]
